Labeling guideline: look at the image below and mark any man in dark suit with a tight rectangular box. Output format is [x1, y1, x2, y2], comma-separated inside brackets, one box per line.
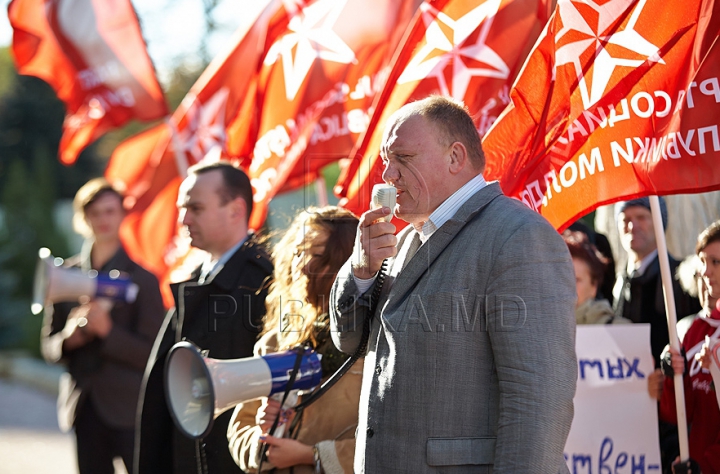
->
[41, 178, 165, 474]
[136, 161, 272, 474]
[331, 96, 577, 473]
[613, 197, 701, 364]
[612, 197, 701, 474]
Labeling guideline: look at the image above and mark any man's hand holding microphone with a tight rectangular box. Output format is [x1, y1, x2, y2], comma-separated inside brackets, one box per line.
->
[351, 184, 398, 280]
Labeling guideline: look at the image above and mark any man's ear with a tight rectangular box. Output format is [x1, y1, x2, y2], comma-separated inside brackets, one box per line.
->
[230, 197, 247, 221]
[448, 141, 468, 174]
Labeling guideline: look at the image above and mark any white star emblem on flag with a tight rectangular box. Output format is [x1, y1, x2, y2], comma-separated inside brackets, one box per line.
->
[554, 0, 664, 110]
[178, 88, 230, 163]
[397, 0, 510, 101]
[264, 0, 356, 101]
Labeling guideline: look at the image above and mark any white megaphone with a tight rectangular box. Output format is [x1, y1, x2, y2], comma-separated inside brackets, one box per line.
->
[31, 247, 139, 314]
[164, 341, 322, 439]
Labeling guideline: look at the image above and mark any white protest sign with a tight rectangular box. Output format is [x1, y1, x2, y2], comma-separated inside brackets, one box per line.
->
[565, 324, 661, 474]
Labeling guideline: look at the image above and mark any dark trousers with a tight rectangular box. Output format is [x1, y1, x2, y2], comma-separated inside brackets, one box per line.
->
[659, 419, 680, 474]
[75, 400, 134, 474]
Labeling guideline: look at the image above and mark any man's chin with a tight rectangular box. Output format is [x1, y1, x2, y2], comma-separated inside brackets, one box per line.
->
[94, 232, 118, 243]
[623, 238, 641, 253]
[189, 237, 203, 250]
[628, 242, 646, 255]
[395, 209, 422, 226]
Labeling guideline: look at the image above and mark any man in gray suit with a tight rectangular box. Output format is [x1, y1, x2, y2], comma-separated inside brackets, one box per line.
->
[330, 96, 577, 473]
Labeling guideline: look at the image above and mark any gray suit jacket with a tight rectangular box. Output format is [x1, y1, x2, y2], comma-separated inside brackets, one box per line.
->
[330, 182, 577, 473]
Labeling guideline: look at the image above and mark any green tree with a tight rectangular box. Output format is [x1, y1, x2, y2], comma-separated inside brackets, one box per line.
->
[0, 49, 98, 354]
[0, 157, 70, 354]
[0, 43, 205, 353]
[0, 48, 13, 98]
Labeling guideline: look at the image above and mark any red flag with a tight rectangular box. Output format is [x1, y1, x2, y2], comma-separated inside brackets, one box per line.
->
[105, 0, 302, 305]
[482, 0, 720, 231]
[105, 123, 178, 307]
[333, 0, 554, 219]
[105, 123, 175, 276]
[226, 0, 424, 229]
[107, 0, 419, 299]
[8, 0, 168, 165]
[167, 0, 308, 173]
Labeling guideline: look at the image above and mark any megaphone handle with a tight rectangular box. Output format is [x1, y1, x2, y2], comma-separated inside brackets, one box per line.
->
[269, 393, 288, 438]
[269, 390, 298, 438]
[275, 390, 299, 409]
[258, 349, 306, 472]
[94, 297, 114, 312]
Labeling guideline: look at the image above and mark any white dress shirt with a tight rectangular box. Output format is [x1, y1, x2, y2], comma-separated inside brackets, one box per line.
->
[354, 174, 488, 293]
[198, 236, 248, 284]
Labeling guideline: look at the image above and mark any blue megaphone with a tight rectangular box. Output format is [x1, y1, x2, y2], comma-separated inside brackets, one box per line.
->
[164, 341, 322, 439]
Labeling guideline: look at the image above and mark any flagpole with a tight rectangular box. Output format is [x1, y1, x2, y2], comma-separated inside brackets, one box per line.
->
[166, 117, 189, 179]
[315, 176, 328, 207]
[649, 195, 690, 461]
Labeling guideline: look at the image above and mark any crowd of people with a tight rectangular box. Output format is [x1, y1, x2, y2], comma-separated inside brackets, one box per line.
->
[39, 95, 720, 474]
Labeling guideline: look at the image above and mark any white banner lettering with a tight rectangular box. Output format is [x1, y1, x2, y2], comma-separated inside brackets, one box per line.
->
[565, 325, 661, 474]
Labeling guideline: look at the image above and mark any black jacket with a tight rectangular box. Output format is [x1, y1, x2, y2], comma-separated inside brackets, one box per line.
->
[41, 245, 165, 430]
[135, 235, 272, 474]
[614, 253, 701, 365]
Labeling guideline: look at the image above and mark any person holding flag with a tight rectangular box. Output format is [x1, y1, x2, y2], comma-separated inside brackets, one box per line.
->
[659, 220, 720, 474]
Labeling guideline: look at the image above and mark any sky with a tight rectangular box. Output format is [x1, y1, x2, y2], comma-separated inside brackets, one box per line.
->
[0, 0, 267, 83]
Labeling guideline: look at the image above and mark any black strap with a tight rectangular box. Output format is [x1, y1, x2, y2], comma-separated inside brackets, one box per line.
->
[286, 403, 304, 442]
[293, 259, 389, 411]
[258, 346, 306, 472]
[194, 439, 208, 474]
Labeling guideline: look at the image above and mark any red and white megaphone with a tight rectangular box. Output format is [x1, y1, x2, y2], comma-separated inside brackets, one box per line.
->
[164, 341, 322, 439]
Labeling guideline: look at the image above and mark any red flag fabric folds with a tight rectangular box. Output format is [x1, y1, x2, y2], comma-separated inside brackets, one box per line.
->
[105, 0, 303, 305]
[105, 122, 182, 307]
[167, 0, 307, 174]
[8, 0, 168, 164]
[107, 0, 422, 298]
[228, 0, 423, 229]
[482, 0, 720, 231]
[334, 0, 554, 218]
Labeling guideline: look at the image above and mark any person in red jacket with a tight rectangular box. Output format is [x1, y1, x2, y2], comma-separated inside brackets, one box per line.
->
[660, 220, 720, 473]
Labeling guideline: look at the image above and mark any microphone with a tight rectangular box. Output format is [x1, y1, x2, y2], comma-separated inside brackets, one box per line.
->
[371, 184, 397, 222]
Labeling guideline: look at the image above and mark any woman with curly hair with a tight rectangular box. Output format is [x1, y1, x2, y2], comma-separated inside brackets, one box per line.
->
[228, 206, 360, 473]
